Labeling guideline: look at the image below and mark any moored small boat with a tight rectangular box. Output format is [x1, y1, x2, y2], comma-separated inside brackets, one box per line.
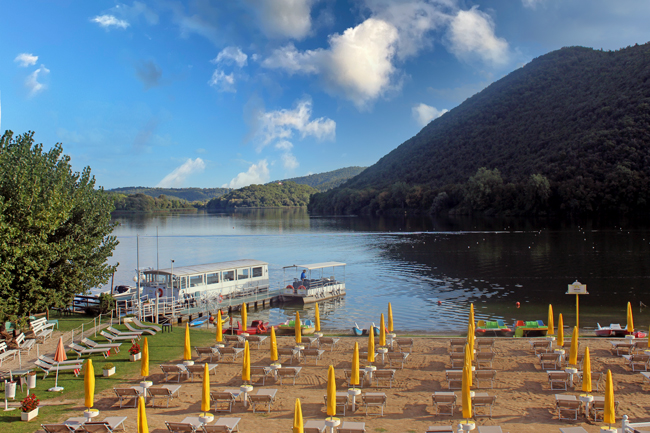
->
[596, 323, 647, 338]
[351, 322, 380, 336]
[475, 319, 512, 337]
[224, 319, 270, 335]
[274, 319, 316, 335]
[513, 320, 548, 337]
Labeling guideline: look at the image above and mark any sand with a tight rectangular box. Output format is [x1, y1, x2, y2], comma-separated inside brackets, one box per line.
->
[34, 335, 650, 433]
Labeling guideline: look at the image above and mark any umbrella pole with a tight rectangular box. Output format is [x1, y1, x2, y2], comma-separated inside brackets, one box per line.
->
[48, 365, 63, 392]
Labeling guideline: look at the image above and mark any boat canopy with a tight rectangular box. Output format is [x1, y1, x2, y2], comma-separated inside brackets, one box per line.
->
[144, 259, 268, 277]
[283, 262, 346, 270]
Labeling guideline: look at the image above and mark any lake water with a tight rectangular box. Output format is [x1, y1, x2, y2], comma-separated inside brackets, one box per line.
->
[102, 209, 650, 332]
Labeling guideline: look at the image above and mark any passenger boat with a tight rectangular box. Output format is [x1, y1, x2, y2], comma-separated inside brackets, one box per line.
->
[279, 262, 346, 304]
[595, 323, 647, 338]
[475, 319, 512, 337]
[274, 319, 316, 335]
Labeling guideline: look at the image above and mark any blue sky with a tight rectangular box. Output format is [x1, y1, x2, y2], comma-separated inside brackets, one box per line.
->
[2, 0, 650, 190]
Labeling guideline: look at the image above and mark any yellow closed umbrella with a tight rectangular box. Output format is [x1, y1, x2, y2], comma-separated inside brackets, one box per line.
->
[604, 369, 615, 426]
[84, 359, 95, 409]
[467, 322, 475, 361]
[141, 337, 149, 377]
[461, 364, 472, 419]
[216, 310, 223, 343]
[547, 304, 555, 335]
[388, 302, 394, 333]
[557, 314, 564, 347]
[569, 326, 579, 366]
[293, 398, 304, 433]
[242, 340, 250, 382]
[582, 347, 592, 393]
[137, 396, 149, 433]
[350, 342, 360, 387]
[464, 343, 473, 388]
[241, 303, 247, 332]
[367, 325, 375, 363]
[270, 325, 278, 362]
[184, 323, 192, 361]
[469, 303, 475, 328]
[201, 362, 211, 414]
[295, 311, 302, 344]
[326, 365, 336, 417]
[315, 303, 321, 332]
[379, 314, 386, 346]
[627, 301, 634, 334]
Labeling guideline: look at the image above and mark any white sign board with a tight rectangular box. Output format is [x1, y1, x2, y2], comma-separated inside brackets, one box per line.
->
[566, 281, 588, 295]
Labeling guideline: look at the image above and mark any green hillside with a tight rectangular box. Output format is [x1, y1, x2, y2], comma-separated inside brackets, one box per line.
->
[310, 43, 650, 216]
[273, 166, 366, 191]
[109, 187, 230, 202]
[206, 181, 317, 210]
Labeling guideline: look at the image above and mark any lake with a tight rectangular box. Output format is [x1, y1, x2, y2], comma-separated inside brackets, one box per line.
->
[102, 209, 650, 332]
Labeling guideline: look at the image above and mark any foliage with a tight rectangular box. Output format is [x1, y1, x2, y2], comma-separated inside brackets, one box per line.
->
[0, 131, 118, 320]
[310, 44, 650, 217]
[110, 193, 198, 212]
[21, 394, 39, 412]
[129, 342, 141, 355]
[108, 187, 230, 202]
[97, 293, 115, 315]
[102, 363, 115, 370]
[273, 167, 367, 191]
[206, 181, 317, 210]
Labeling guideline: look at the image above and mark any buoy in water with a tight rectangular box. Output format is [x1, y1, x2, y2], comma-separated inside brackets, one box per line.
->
[437, 300, 442, 306]
[209, 316, 214, 323]
[516, 302, 520, 308]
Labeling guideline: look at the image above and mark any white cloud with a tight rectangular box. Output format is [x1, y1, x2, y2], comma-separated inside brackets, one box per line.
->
[91, 14, 130, 29]
[257, 99, 335, 149]
[208, 70, 236, 92]
[521, 0, 546, 9]
[447, 6, 509, 66]
[14, 53, 38, 67]
[224, 160, 270, 188]
[212, 47, 248, 67]
[246, 0, 313, 40]
[274, 140, 293, 151]
[157, 158, 205, 188]
[281, 152, 299, 170]
[263, 18, 399, 109]
[25, 65, 50, 96]
[412, 103, 448, 127]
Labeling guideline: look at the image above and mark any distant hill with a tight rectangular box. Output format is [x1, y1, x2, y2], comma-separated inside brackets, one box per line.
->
[272, 166, 366, 191]
[109, 187, 230, 202]
[206, 181, 317, 210]
[311, 44, 650, 216]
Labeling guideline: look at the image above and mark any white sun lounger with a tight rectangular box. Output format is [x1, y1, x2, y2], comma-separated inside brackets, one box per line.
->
[132, 318, 162, 332]
[82, 338, 122, 353]
[100, 331, 137, 343]
[76, 416, 128, 432]
[124, 321, 156, 335]
[34, 359, 83, 379]
[68, 343, 111, 359]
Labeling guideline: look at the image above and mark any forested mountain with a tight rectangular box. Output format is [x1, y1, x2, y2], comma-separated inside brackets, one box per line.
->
[273, 166, 366, 191]
[206, 181, 317, 210]
[112, 193, 196, 212]
[109, 187, 230, 202]
[310, 43, 650, 216]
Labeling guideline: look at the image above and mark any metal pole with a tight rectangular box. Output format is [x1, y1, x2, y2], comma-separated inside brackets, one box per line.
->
[576, 294, 579, 334]
[137, 234, 141, 320]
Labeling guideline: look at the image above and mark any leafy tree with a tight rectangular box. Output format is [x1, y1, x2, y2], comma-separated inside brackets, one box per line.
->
[0, 131, 118, 319]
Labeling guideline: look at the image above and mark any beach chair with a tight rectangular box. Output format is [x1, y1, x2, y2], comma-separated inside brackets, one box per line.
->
[224, 335, 242, 346]
[448, 345, 465, 354]
[113, 388, 141, 408]
[211, 391, 238, 413]
[165, 422, 197, 433]
[39, 355, 86, 366]
[244, 335, 267, 349]
[633, 340, 649, 354]
[557, 399, 581, 421]
[41, 425, 77, 433]
[302, 348, 325, 364]
[425, 427, 454, 433]
[106, 326, 142, 338]
[100, 331, 137, 344]
[304, 420, 326, 433]
[474, 370, 497, 389]
[82, 338, 122, 353]
[432, 392, 457, 416]
[302, 336, 319, 348]
[476, 338, 495, 352]
[132, 318, 162, 332]
[34, 359, 83, 379]
[201, 417, 241, 433]
[531, 340, 552, 354]
[186, 363, 218, 380]
[0, 342, 17, 366]
[344, 369, 366, 388]
[76, 417, 128, 432]
[68, 343, 111, 359]
[396, 338, 414, 353]
[276, 366, 301, 385]
[160, 364, 188, 382]
[539, 353, 561, 370]
[147, 385, 182, 408]
[472, 395, 497, 418]
[449, 338, 466, 349]
[387, 351, 409, 369]
[247, 388, 277, 413]
[278, 347, 300, 364]
[124, 321, 156, 335]
[218, 346, 244, 361]
[475, 352, 495, 368]
[590, 397, 619, 422]
[338, 421, 365, 433]
[446, 370, 463, 389]
[477, 428, 503, 433]
[450, 353, 465, 369]
[195, 347, 220, 362]
[362, 392, 387, 415]
[548, 371, 570, 390]
[319, 337, 340, 352]
[624, 354, 650, 371]
[250, 366, 272, 385]
[373, 369, 396, 388]
[324, 393, 349, 416]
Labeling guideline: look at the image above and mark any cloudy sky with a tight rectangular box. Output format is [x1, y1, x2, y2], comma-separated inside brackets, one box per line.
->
[2, 0, 649, 189]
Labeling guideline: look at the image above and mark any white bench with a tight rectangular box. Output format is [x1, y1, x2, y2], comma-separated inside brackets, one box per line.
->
[30, 317, 55, 342]
[16, 333, 35, 355]
[0, 342, 18, 366]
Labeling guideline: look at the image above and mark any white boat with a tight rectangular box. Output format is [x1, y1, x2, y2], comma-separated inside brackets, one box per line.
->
[279, 262, 346, 304]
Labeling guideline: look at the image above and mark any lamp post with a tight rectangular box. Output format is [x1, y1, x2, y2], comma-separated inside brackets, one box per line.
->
[566, 280, 588, 334]
[171, 259, 175, 323]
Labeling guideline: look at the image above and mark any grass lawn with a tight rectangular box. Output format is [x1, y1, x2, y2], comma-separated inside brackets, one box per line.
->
[1, 318, 218, 433]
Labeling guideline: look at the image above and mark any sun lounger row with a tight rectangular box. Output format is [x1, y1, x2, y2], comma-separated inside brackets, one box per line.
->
[322, 392, 387, 416]
[165, 417, 240, 433]
[432, 391, 497, 418]
[554, 394, 619, 422]
[160, 363, 219, 382]
[446, 370, 497, 389]
[114, 384, 182, 408]
[34, 357, 84, 379]
[42, 415, 127, 433]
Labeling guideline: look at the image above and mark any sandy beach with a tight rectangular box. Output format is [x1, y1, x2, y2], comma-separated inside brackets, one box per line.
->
[27, 334, 650, 433]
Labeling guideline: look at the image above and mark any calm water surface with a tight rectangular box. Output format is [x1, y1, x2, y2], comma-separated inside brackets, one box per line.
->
[101, 209, 650, 332]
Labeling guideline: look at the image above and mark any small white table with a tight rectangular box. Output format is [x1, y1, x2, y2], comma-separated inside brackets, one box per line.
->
[348, 388, 361, 411]
[325, 417, 340, 433]
[269, 362, 281, 379]
[364, 366, 377, 385]
[83, 409, 99, 423]
[565, 368, 578, 386]
[377, 347, 388, 364]
[240, 385, 253, 407]
[579, 394, 594, 418]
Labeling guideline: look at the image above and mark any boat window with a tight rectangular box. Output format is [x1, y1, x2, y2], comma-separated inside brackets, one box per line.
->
[238, 268, 249, 280]
[223, 270, 235, 282]
[154, 274, 166, 284]
[252, 267, 263, 278]
[189, 274, 204, 287]
[180, 277, 186, 289]
[206, 272, 220, 284]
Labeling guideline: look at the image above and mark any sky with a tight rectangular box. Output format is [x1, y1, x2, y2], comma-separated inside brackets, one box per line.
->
[1, 0, 650, 190]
